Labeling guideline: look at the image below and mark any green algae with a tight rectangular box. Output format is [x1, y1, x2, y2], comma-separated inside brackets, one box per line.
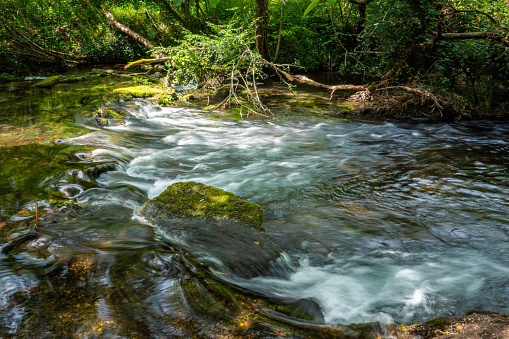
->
[143, 181, 264, 230]
[0, 74, 136, 146]
[0, 143, 91, 218]
[93, 107, 126, 126]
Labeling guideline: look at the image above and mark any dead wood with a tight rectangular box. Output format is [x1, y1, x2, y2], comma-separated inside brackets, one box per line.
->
[266, 60, 466, 118]
[267, 62, 366, 99]
[369, 86, 467, 118]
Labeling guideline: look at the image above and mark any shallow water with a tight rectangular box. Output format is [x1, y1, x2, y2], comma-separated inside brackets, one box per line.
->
[1, 97, 509, 336]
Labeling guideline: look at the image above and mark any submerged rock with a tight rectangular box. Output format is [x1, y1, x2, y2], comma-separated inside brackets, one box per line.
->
[140, 182, 284, 279]
[33, 75, 63, 88]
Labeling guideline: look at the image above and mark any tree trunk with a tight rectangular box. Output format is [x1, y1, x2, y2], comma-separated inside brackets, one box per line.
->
[102, 8, 156, 50]
[357, 3, 366, 33]
[255, 0, 270, 61]
[273, 0, 285, 61]
[83, 0, 156, 50]
[157, 0, 192, 32]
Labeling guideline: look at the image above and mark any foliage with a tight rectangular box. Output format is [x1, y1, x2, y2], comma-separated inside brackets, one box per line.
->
[155, 21, 270, 113]
[1, 0, 508, 112]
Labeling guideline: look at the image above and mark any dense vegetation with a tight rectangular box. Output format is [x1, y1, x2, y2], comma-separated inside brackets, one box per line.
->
[1, 0, 508, 117]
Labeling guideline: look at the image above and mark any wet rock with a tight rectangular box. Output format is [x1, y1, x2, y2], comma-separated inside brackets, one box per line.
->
[64, 163, 116, 187]
[94, 107, 126, 126]
[140, 181, 284, 279]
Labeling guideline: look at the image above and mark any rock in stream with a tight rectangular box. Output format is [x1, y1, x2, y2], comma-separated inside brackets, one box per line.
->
[140, 181, 285, 279]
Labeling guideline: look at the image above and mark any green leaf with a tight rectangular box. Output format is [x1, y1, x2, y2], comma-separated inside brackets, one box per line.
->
[303, 0, 320, 16]
[209, 0, 220, 8]
[327, 0, 337, 4]
[172, 0, 184, 6]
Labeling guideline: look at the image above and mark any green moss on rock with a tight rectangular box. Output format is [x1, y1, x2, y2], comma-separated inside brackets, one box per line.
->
[140, 182, 283, 278]
[112, 85, 163, 98]
[59, 76, 87, 84]
[146, 181, 264, 230]
[34, 75, 63, 88]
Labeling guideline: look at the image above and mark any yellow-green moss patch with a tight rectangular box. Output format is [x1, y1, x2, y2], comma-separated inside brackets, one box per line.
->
[142, 181, 264, 230]
[126, 58, 158, 68]
[112, 85, 163, 98]
[34, 75, 63, 88]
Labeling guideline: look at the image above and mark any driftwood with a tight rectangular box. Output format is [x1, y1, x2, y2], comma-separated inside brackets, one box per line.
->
[370, 86, 466, 118]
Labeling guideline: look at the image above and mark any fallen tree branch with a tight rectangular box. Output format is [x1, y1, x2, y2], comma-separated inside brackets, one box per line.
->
[265, 60, 366, 100]
[101, 7, 156, 50]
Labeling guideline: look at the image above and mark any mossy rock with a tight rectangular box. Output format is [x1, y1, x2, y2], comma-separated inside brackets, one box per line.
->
[140, 182, 284, 278]
[34, 75, 63, 88]
[144, 181, 263, 230]
[112, 85, 163, 98]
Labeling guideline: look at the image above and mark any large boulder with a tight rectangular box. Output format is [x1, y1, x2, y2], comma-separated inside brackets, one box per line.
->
[141, 182, 284, 279]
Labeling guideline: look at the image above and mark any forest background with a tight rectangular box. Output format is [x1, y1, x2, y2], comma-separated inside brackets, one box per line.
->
[1, 0, 508, 117]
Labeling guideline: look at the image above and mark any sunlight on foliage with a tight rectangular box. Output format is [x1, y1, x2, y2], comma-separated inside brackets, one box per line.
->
[155, 22, 271, 115]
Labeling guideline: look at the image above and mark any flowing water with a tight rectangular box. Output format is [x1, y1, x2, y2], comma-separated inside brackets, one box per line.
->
[1, 92, 509, 337]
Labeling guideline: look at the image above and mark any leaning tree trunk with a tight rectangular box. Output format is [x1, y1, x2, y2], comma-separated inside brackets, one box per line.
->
[83, 0, 156, 50]
[255, 0, 271, 61]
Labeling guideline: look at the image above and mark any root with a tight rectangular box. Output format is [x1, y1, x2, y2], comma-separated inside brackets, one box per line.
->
[367, 86, 468, 118]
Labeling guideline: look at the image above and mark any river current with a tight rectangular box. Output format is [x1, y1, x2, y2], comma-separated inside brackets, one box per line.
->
[2, 100, 509, 335]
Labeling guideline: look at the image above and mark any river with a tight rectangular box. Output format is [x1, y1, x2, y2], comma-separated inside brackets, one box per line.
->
[1, 89, 508, 337]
